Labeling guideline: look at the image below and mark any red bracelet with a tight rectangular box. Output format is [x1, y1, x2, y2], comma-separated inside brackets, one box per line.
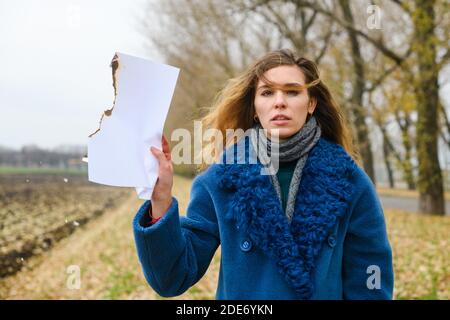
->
[151, 216, 162, 224]
[148, 207, 163, 224]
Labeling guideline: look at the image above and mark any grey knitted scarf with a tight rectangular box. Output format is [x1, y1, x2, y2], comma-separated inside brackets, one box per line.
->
[250, 116, 322, 222]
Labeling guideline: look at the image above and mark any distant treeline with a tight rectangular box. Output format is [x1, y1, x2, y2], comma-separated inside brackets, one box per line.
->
[0, 145, 87, 171]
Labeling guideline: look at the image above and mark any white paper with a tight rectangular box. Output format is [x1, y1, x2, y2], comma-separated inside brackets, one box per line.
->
[87, 52, 179, 199]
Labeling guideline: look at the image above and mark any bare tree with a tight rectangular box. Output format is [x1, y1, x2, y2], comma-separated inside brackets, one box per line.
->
[138, 0, 274, 175]
[139, 0, 450, 215]
[272, 0, 448, 214]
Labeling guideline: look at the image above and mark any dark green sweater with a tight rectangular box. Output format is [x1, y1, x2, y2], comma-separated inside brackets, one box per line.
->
[276, 160, 298, 212]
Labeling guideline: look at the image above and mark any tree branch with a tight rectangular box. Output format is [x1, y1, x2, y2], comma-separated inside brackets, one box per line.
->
[289, 0, 408, 65]
[365, 63, 399, 92]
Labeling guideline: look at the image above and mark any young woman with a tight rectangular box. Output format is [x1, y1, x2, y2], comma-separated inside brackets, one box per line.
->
[132, 49, 394, 300]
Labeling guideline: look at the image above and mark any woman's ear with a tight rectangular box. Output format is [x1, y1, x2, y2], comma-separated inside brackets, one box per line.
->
[308, 98, 317, 114]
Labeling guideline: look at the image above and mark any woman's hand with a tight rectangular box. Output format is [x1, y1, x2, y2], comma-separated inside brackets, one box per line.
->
[150, 135, 173, 219]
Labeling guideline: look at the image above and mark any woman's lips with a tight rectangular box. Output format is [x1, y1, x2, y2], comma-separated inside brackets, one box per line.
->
[271, 119, 290, 125]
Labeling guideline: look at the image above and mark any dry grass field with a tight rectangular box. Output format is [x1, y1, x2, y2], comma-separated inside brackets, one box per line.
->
[0, 174, 448, 299]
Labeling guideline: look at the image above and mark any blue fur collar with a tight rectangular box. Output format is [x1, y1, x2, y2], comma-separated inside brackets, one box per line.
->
[215, 136, 358, 299]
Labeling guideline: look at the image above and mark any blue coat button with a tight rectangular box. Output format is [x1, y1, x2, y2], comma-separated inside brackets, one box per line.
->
[240, 240, 252, 252]
[327, 235, 336, 247]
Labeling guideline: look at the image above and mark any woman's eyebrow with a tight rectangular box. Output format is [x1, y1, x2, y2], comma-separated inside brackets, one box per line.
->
[256, 82, 303, 91]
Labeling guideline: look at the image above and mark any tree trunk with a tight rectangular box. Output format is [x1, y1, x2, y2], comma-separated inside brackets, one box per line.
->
[413, 0, 445, 215]
[338, 0, 376, 184]
[378, 119, 416, 191]
[382, 128, 395, 188]
[394, 111, 416, 190]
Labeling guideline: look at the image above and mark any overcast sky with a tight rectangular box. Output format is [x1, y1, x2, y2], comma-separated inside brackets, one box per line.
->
[1, 0, 449, 152]
[0, 0, 157, 149]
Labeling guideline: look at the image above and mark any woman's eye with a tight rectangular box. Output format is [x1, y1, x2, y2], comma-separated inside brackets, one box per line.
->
[260, 90, 299, 96]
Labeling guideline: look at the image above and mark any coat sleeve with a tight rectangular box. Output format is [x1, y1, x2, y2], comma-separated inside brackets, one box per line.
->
[342, 172, 394, 300]
[132, 175, 220, 297]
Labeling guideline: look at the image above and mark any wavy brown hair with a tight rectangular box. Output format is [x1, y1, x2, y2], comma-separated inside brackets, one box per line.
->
[198, 49, 360, 170]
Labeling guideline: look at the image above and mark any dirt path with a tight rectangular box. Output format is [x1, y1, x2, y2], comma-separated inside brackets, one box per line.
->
[0, 190, 138, 298]
[0, 175, 220, 299]
[1, 177, 448, 299]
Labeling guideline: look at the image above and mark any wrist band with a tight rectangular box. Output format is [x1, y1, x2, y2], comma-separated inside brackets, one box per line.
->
[151, 216, 162, 224]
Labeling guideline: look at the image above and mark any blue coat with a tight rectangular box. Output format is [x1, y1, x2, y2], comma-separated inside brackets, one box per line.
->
[133, 137, 394, 300]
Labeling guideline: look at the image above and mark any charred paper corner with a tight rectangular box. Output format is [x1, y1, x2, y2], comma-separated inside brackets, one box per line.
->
[88, 53, 120, 138]
[86, 52, 180, 198]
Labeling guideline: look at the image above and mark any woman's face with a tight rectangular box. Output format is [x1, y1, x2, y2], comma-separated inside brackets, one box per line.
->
[254, 65, 316, 141]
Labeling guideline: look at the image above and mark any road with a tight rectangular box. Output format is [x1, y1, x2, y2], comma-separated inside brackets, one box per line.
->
[379, 195, 450, 216]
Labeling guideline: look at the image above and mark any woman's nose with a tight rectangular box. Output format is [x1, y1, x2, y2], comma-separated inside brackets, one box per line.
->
[273, 91, 287, 108]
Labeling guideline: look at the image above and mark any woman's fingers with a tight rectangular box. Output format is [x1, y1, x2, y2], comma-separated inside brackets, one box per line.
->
[161, 135, 171, 160]
[150, 146, 167, 163]
[149, 136, 173, 206]
[151, 135, 171, 162]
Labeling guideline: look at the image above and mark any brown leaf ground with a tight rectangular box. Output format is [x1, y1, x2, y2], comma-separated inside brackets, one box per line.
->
[0, 175, 448, 299]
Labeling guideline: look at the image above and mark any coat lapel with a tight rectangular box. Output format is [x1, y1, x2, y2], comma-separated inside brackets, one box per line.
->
[215, 136, 358, 299]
